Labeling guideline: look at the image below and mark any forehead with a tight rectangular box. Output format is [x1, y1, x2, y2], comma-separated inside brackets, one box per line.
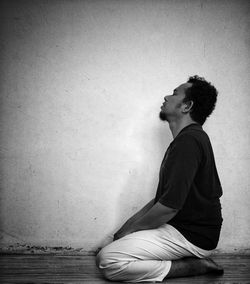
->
[175, 83, 192, 94]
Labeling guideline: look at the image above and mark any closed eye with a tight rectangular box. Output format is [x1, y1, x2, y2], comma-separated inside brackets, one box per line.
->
[172, 89, 177, 96]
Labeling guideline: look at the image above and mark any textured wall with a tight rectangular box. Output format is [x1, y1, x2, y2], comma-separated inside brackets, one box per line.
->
[0, 0, 249, 253]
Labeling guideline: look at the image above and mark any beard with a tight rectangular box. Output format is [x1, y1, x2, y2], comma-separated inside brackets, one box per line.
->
[159, 110, 168, 121]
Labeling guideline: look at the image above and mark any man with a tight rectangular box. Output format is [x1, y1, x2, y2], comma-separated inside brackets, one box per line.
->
[96, 75, 223, 282]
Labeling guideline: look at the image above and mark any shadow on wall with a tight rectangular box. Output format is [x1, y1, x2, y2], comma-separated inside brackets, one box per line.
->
[114, 121, 171, 239]
[94, 103, 172, 252]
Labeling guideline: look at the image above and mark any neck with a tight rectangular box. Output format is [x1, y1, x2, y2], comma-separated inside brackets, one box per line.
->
[168, 118, 197, 139]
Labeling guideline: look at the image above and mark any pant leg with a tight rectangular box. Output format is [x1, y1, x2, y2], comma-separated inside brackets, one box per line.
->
[96, 224, 204, 282]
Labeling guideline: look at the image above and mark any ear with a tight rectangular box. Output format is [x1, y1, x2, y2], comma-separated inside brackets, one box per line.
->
[182, 100, 193, 113]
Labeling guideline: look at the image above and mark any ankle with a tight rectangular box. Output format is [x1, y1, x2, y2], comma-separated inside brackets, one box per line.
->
[166, 257, 223, 279]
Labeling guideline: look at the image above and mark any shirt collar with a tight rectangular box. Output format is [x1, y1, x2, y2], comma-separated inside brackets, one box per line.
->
[176, 123, 202, 138]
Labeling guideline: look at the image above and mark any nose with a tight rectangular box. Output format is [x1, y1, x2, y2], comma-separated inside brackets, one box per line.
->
[164, 96, 168, 102]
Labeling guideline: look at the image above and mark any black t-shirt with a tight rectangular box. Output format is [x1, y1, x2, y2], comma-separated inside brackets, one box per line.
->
[154, 123, 223, 250]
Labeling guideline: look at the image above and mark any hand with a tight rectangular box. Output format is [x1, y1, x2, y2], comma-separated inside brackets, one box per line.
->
[113, 232, 121, 241]
[113, 227, 133, 241]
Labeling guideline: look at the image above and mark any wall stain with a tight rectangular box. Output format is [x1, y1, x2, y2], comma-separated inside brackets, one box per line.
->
[0, 243, 95, 255]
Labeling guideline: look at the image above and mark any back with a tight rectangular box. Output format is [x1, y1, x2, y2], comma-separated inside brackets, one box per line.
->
[155, 124, 223, 250]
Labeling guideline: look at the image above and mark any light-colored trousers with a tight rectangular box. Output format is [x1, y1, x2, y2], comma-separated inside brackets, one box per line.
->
[96, 224, 212, 283]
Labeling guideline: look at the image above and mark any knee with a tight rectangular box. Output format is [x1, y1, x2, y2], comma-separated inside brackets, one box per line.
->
[96, 247, 109, 267]
[96, 248, 107, 269]
[96, 247, 122, 280]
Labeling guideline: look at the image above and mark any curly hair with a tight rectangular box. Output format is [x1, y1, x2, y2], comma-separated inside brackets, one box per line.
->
[183, 75, 218, 125]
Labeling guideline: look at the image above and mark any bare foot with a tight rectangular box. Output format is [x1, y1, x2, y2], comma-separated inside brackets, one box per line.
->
[203, 258, 224, 275]
[166, 257, 224, 279]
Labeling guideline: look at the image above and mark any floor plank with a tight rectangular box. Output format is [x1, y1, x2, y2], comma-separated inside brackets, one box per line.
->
[0, 254, 250, 283]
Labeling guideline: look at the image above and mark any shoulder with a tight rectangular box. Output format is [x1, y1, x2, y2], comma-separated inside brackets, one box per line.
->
[177, 126, 209, 146]
[174, 132, 201, 147]
[172, 130, 205, 157]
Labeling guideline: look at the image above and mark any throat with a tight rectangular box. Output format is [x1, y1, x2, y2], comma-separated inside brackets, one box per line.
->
[169, 120, 197, 138]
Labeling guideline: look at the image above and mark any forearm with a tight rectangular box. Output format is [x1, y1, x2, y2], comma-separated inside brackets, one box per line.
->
[129, 203, 177, 232]
[114, 199, 155, 241]
[114, 202, 178, 240]
[124, 199, 155, 225]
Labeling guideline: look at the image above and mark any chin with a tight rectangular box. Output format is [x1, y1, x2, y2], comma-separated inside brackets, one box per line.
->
[159, 111, 168, 121]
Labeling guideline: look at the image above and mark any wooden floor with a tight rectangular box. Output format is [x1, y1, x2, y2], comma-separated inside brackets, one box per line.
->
[0, 254, 250, 283]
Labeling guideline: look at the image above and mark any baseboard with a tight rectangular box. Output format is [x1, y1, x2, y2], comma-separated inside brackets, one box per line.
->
[0, 244, 96, 255]
[1, 244, 250, 256]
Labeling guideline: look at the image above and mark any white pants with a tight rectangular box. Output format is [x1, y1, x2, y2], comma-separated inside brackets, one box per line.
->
[96, 224, 212, 283]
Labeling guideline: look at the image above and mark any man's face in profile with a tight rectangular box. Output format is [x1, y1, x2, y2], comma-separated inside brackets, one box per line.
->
[159, 83, 192, 121]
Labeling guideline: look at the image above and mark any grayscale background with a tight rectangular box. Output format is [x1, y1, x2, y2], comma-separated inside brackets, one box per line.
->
[0, 0, 249, 254]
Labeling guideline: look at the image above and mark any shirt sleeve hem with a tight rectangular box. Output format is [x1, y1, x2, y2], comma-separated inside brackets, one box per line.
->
[159, 198, 181, 210]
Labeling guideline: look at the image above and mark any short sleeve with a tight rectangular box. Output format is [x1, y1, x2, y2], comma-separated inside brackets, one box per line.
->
[159, 134, 202, 209]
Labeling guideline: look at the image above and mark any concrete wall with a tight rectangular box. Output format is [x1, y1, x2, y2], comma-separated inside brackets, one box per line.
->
[0, 0, 249, 253]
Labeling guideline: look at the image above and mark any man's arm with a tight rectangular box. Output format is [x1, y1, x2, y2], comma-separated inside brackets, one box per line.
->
[114, 199, 155, 240]
[114, 201, 178, 240]
[123, 199, 155, 225]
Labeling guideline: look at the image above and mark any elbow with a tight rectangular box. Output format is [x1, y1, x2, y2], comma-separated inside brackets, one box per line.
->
[157, 201, 179, 214]
[171, 207, 179, 213]
[161, 206, 179, 221]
